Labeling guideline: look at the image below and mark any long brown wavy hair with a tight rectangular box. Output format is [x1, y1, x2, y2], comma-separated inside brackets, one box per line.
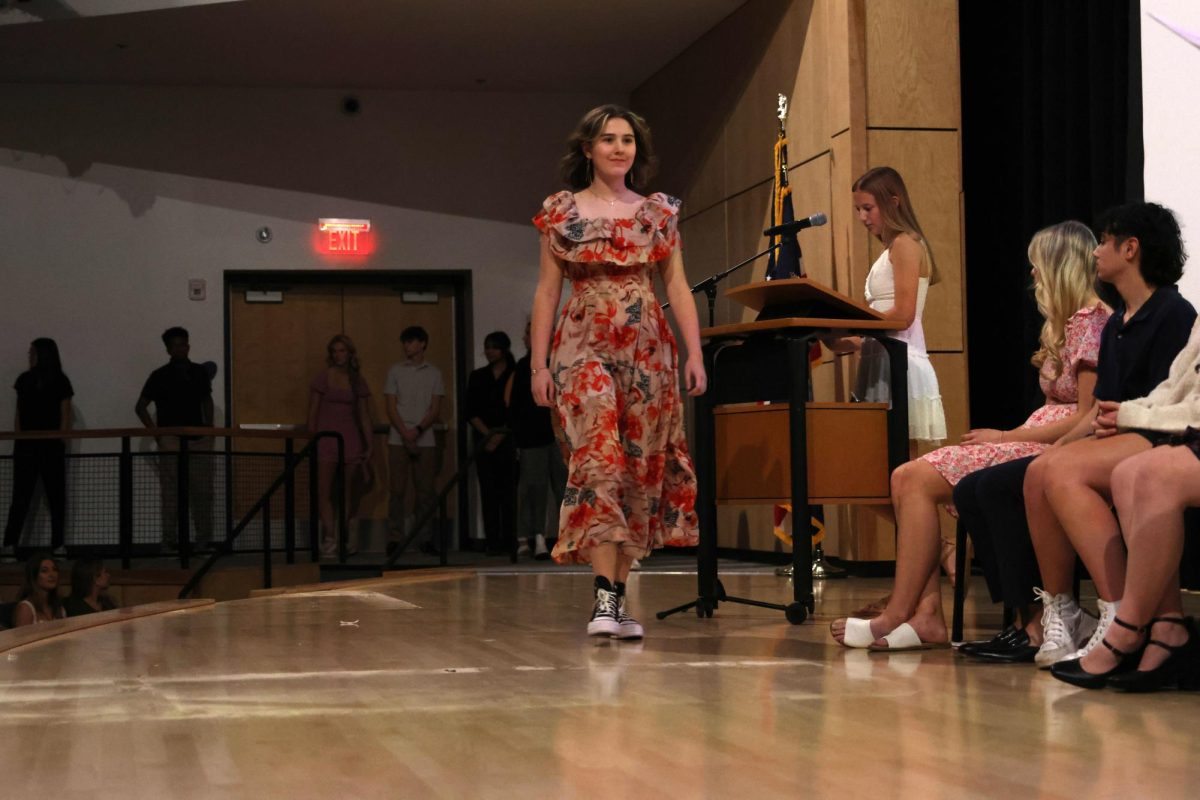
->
[559, 104, 658, 191]
[325, 334, 362, 379]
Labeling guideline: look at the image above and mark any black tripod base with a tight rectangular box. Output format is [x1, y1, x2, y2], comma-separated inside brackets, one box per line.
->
[655, 579, 810, 625]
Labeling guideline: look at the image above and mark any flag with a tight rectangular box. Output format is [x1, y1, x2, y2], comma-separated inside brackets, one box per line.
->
[772, 503, 825, 547]
[765, 127, 802, 281]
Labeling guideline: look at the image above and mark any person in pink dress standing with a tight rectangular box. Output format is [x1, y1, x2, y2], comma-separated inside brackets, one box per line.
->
[832, 220, 1110, 650]
[530, 104, 706, 640]
[308, 334, 374, 558]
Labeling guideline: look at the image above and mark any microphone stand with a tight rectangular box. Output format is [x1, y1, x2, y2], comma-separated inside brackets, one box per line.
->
[662, 238, 792, 325]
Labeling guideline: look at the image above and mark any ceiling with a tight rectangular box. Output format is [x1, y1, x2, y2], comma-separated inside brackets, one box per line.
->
[0, 0, 749, 92]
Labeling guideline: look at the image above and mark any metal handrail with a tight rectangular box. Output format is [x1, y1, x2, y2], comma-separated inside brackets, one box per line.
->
[382, 427, 511, 570]
[177, 432, 345, 599]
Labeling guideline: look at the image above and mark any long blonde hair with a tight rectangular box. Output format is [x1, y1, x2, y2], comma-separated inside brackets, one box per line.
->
[852, 166, 940, 285]
[1028, 221, 1099, 379]
[325, 334, 362, 378]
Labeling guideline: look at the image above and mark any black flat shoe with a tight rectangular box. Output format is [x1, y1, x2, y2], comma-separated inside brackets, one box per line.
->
[964, 628, 1039, 663]
[1108, 617, 1200, 693]
[959, 625, 1023, 657]
[1050, 616, 1147, 689]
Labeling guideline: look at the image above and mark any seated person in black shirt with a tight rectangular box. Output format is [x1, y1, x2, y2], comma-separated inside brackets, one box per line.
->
[65, 557, 117, 616]
[957, 202, 1196, 665]
[135, 327, 215, 552]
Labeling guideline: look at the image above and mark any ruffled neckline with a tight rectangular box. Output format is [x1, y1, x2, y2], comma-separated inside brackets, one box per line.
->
[534, 190, 680, 266]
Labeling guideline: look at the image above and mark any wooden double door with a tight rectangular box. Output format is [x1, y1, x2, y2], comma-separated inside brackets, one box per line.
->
[226, 274, 464, 534]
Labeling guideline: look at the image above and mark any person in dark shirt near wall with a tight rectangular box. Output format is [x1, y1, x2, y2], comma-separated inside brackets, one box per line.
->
[135, 326, 216, 553]
[506, 318, 568, 560]
[2, 338, 74, 559]
[466, 331, 517, 556]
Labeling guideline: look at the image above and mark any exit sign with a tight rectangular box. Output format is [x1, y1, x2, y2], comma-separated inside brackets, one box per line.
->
[318, 218, 373, 255]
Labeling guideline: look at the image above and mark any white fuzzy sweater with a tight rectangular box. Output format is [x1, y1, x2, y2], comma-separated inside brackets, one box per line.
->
[1118, 319, 1200, 432]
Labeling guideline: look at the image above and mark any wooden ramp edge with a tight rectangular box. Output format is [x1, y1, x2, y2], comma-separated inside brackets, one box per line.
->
[0, 599, 214, 655]
[248, 567, 477, 598]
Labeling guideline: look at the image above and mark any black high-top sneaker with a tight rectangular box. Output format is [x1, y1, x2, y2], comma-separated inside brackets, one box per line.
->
[587, 576, 621, 637]
[613, 581, 644, 640]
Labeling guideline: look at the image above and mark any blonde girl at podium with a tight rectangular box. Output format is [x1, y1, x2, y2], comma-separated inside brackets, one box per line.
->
[832, 220, 1107, 650]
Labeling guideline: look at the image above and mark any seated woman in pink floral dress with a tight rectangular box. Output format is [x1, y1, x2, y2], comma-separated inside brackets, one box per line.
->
[529, 105, 707, 641]
[832, 220, 1110, 650]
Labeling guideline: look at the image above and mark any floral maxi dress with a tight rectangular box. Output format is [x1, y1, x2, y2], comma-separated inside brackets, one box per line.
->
[533, 191, 700, 564]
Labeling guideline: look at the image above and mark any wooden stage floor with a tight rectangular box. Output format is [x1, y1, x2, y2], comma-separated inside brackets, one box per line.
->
[1, 569, 1198, 799]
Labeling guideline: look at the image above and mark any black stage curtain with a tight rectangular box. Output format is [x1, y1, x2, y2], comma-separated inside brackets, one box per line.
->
[959, 0, 1143, 428]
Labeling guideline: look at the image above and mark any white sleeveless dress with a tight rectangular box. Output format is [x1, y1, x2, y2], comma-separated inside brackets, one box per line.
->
[854, 247, 947, 442]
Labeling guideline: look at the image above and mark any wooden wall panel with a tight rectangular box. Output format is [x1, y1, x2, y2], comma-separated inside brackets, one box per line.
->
[829, 130, 865, 297]
[680, 203, 728, 329]
[928, 351, 969, 443]
[789, 152, 834, 287]
[724, 1, 815, 195]
[723, 182, 774, 323]
[864, 129, 964, 351]
[716, 504, 780, 551]
[788, 0, 831, 165]
[865, 0, 961, 129]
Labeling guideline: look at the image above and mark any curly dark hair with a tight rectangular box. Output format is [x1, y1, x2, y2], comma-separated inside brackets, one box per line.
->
[559, 104, 658, 191]
[1094, 202, 1188, 287]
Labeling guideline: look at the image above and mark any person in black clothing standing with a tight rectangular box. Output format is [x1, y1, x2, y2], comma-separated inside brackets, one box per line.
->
[2, 338, 74, 559]
[135, 327, 215, 553]
[466, 331, 516, 556]
[506, 319, 567, 559]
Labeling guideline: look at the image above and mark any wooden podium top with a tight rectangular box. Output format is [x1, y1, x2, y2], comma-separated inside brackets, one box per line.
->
[702, 316, 905, 339]
[725, 277, 881, 320]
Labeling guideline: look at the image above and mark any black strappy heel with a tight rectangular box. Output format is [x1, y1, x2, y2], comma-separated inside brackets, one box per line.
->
[1049, 616, 1147, 690]
[1108, 616, 1200, 693]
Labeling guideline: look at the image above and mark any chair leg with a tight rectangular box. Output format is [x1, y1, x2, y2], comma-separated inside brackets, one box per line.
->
[952, 518, 968, 643]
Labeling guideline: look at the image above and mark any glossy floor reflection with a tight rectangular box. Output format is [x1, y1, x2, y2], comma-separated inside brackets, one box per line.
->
[1, 572, 1197, 799]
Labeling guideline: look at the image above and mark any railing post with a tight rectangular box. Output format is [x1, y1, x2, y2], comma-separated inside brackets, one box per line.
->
[224, 433, 234, 553]
[119, 436, 133, 569]
[262, 495, 272, 589]
[284, 437, 296, 564]
[438, 494, 448, 567]
[336, 434, 346, 563]
[308, 441, 320, 562]
[178, 435, 191, 570]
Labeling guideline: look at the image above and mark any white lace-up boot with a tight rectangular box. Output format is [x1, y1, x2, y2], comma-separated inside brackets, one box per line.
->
[1034, 588, 1096, 667]
[1069, 598, 1118, 660]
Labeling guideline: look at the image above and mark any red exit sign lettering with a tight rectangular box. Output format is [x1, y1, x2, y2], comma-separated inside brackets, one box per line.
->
[318, 218, 373, 255]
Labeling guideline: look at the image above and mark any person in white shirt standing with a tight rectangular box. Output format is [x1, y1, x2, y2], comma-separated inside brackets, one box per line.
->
[384, 326, 445, 557]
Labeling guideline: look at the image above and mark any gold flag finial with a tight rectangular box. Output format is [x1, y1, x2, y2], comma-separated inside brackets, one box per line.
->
[777, 93, 789, 122]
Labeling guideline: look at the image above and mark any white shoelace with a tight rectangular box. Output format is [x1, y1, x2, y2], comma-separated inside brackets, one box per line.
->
[1035, 588, 1074, 649]
[1074, 600, 1117, 658]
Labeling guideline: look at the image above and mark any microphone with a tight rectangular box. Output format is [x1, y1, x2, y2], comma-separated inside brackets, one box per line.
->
[763, 212, 828, 237]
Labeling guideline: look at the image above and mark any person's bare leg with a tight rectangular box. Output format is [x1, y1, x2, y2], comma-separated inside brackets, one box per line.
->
[832, 460, 951, 644]
[591, 542, 618, 583]
[1083, 447, 1197, 673]
[1040, 434, 1151, 600]
[317, 460, 336, 549]
[615, 548, 637, 584]
[1023, 452, 1076, 595]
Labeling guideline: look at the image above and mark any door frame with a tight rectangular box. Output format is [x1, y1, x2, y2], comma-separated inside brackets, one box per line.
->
[223, 269, 474, 545]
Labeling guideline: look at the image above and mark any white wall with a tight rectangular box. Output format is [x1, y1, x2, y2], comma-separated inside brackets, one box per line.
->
[0, 85, 614, 445]
[1142, 0, 1200, 305]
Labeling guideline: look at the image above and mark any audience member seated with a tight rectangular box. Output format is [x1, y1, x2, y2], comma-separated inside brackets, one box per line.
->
[951, 202, 1196, 664]
[830, 221, 1107, 650]
[12, 553, 65, 627]
[64, 557, 118, 617]
[1024, 203, 1196, 668]
[1049, 436, 1200, 690]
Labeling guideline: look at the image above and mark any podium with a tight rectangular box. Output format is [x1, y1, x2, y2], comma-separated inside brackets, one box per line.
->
[662, 278, 909, 624]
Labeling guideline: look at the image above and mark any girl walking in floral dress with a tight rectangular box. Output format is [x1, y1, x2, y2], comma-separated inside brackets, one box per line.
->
[831, 220, 1109, 650]
[530, 105, 706, 639]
